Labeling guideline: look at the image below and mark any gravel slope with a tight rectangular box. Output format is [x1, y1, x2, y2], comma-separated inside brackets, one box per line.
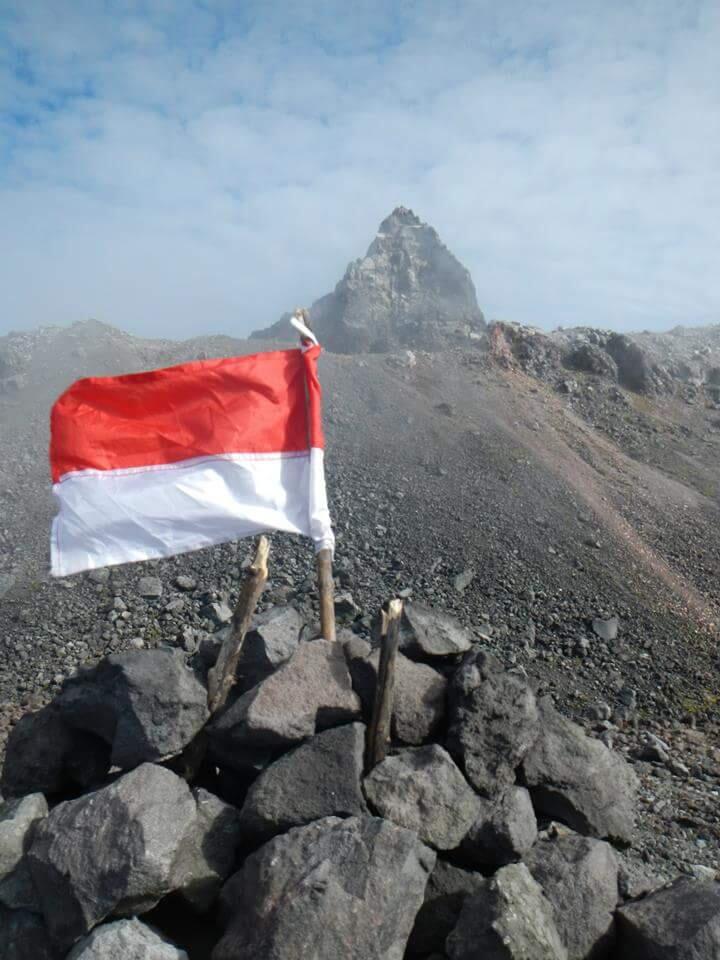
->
[0, 320, 718, 880]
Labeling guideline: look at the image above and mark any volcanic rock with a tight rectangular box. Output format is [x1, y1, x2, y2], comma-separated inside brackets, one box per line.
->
[460, 786, 537, 867]
[525, 832, 620, 960]
[334, 591, 360, 619]
[0, 793, 47, 911]
[616, 855, 665, 901]
[521, 696, 638, 843]
[202, 606, 305, 691]
[210, 639, 360, 757]
[66, 918, 188, 959]
[605, 333, 671, 395]
[174, 575, 196, 591]
[592, 616, 619, 642]
[1, 705, 110, 797]
[0, 905, 55, 960]
[564, 342, 619, 380]
[488, 321, 562, 378]
[87, 569, 110, 585]
[55, 649, 209, 769]
[201, 601, 232, 626]
[252, 207, 485, 353]
[239, 722, 367, 842]
[446, 862, 568, 960]
[363, 744, 480, 851]
[344, 636, 446, 743]
[175, 788, 243, 912]
[616, 877, 720, 958]
[407, 859, 486, 956]
[399, 602, 473, 658]
[27, 763, 197, 949]
[213, 815, 436, 960]
[138, 576, 163, 598]
[453, 568, 476, 593]
[447, 650, 539, 796]
[234, 605, 305, 693]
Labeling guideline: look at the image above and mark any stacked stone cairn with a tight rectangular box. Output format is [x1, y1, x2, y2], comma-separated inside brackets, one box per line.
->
[1, 599, 719, 959]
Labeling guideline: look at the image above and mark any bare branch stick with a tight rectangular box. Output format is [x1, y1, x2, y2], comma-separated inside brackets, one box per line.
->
[316, 547, 336, 642]
[207, 535, 270, 714]
[366, 598, 403, 770]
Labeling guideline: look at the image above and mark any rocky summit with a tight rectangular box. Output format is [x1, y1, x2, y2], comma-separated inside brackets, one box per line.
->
[3, 600, 715, 960]
[251, 207, 486, 352]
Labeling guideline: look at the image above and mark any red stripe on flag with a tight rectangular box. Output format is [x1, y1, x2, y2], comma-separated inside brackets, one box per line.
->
[50, 346, 324, 483]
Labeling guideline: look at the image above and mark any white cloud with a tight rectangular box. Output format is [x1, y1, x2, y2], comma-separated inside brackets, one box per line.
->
[0, 0, 719, 338]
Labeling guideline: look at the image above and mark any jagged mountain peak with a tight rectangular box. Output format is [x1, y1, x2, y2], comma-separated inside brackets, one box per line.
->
[252, 208, 485, 353]
[377, 206, 424, 232]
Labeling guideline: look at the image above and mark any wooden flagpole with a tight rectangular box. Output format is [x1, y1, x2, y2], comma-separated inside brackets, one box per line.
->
[316, 547, 336, 642]
[293, 307, 337, 643]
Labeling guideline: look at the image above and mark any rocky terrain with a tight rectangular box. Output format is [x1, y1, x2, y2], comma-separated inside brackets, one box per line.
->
[2, 602, 718, 959]
[0, 207, 719, 955]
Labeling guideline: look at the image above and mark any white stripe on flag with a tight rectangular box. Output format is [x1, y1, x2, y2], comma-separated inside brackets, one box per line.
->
[51, 448, 334, 577]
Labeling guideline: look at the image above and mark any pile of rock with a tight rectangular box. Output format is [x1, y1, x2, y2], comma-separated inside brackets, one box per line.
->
[1, 600, 718, 959]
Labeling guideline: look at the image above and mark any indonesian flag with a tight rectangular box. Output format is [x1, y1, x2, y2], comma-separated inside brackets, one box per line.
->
[49, 324, 334, 577]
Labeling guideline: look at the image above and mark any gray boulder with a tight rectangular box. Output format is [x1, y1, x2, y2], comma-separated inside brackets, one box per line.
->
[138, 576, 163, 598]
[616, 855, 665, 901]
[605, 333, 670, 395]
[446, 863, 568, 960]
[525, 832, 619, 959]
[616, 877, 720, 959]
[407, 860, 486, 956]
[0, 793, 47, 910]
[240, 723, 367, 842]
[521, 697, 638, 843]
[447, 651, 539, 796]
[56, 649, 209, 769]
[0, 906, 56, 960]
[0, 706, 110, 797]
[564, 343, 618, 380]
[591, 617, 619, 642]
[234, 606, 305, 692]
[400, 603, 473, 658]
[210, 640, 361, 757]
[363, 745, 481, 851]
[345, 636, 447, 744]
[66, 918, 188, 959]
[202, 600, 233, 626]
[214, 815, 436, 960]
[27, 763, 197, 949]
[460, 786, 537, 867]
[175, 788, 243, 912]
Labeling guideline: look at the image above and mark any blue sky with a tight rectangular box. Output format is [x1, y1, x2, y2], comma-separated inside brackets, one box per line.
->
[1, 0, 718, 338]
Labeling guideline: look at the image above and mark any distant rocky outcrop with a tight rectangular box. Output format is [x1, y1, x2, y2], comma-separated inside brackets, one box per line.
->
[488, 320, 720, 400]
[251, 207, 486, 352]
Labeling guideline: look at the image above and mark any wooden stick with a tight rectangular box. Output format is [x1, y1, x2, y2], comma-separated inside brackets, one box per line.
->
[293, 309, 335, 642]
[207, 535, 270, 714]
[316, 547, 336, 642]
[367, 598, 403, 770]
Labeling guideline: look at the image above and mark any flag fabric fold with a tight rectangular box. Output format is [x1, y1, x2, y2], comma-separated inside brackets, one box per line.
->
[49, 343, 334, 577]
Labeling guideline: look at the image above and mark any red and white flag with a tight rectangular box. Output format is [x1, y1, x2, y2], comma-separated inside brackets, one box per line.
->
[49, 323, 334, 577]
